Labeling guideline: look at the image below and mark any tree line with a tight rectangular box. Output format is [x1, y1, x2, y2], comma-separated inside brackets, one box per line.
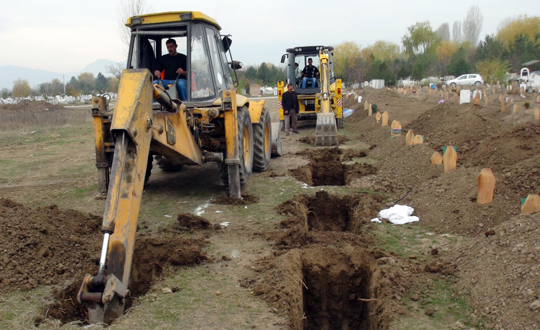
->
[333, 9, 540, 86]
[3, 72, 119, 99]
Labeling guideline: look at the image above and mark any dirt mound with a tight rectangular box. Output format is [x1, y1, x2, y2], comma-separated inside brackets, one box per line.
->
[0, 198, 102, 293]
[407, 102, 504, 156]
[177, 213, 213, 230]
[370, 143, 442, 195]
[291, 148, 377, 186]
[404, 167, 520, 236]
[0, 100, 66, 112]
[299, 135, 349, 145]
[43, 235, 207, 325]
[499, 155, 540, 196]
[451, 212, 540, 329]
[463, 122, 540, 171]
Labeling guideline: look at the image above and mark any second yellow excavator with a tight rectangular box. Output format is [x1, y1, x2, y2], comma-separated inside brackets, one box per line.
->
[278, 46, 343, 146]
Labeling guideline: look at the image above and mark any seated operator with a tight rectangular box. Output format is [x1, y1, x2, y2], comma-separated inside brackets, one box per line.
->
[301, 58, 319, 88]
[153, 38, 187, 101]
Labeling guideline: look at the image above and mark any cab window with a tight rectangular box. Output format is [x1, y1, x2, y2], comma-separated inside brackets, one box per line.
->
[190, 24, 216, 100]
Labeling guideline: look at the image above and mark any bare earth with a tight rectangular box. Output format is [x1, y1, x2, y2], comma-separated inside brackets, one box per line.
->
[0, 89, 539, 329]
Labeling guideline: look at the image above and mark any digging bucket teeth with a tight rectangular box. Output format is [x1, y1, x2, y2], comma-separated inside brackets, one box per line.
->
[314, 112, 339, 146]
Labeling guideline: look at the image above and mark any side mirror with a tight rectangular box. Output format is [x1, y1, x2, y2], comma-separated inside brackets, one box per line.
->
[230, 61, 243, 70]
[222, 36, 232, 52]
[280, 54, 287, 64]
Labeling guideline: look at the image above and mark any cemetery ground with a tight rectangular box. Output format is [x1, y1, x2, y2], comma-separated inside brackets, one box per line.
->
[0, 87, 539, 330]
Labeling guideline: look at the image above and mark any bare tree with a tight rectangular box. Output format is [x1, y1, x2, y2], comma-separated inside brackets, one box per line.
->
[436, 23, 451, 41]
[452, 21, 462, 43]
[106, 62, 126, 79]
[462, 5, 484, 45]
[118, 0, 153, 50]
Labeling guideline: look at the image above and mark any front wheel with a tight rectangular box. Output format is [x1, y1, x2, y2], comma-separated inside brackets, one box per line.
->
[253, 107, 272, 171]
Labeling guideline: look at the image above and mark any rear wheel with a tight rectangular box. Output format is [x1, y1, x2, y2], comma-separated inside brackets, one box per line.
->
[219, 107, 253, 185]
[475, 81, 481, 87]
[253, 107, 272, 171]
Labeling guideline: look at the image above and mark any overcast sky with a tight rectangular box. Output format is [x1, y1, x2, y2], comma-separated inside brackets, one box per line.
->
[0, 0, 536, 73]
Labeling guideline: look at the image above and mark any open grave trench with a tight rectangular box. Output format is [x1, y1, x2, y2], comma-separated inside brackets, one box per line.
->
[37, 235, 207, 326]
[265, 190, 396, 329]
[290, 148, 375, 186]
[254, 245, 396, 330]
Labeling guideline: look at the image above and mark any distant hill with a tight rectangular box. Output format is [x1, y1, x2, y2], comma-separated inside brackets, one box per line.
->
[0, 59, 119, 90]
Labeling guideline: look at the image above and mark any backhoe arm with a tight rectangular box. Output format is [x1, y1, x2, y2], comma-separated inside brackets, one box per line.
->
[78, 69, 154, 324]
[314, 52, 339, 146]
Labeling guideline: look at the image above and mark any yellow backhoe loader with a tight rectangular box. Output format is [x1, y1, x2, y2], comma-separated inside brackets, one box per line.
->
[77, 11, 280, 324]
[278, 46, 343, 146]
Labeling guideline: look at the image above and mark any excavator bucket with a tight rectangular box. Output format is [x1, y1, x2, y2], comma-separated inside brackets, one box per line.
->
[314, 112, 339, 146]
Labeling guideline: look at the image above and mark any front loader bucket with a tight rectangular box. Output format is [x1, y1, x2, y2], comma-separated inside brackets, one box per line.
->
[314, 112, 339, 146]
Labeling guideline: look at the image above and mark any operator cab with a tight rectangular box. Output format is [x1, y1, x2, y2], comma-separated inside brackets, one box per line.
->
[281, 46, 335, 94]
[125, 12, 239, 106]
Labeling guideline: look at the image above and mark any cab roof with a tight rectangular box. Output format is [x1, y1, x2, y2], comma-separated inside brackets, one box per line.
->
[125, 11, 221, 30]
[286, 46, 334, 54]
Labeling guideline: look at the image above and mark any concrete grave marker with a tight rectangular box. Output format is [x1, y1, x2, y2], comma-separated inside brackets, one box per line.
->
[501, 97, 506, 113]
[443, 146, 457, 174]
[513, 104, 519, 114]
[535, 107, 540, 121]
[431, 152, 443, 165]
[406, 130, 414, 146]
[460, 90, 471, 105]
[381, 111, 389, 126]
[473, 91, 481, 106]
[390, 120, 402, 136]
[368, 103, 373, 116]
[413, 135, 424, 144]
[376, 111, 382, 123]
[521, 194, 540, 214]
[477, 168, 496, 204]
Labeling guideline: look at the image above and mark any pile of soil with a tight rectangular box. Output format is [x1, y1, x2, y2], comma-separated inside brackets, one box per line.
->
[177, 213, 213, 230]
[211, 194, 259, 205]
[299, 135, 349, 145]
[403, 167, 520, 236]
[0, 100, 66, 112]
[369, 143, 442, 195]
[463, 122, 540, 170]
[0, 199, 102, 293]
[407, 102, 505, 156]
[451, 212, 540, 329]
[0, 198, 207, 325]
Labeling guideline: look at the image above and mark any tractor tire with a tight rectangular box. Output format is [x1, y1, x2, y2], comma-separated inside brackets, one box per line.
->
[219, 107, 254, 185]
[336, 117, 344, 129]
[155, 155, 184, 172]
[253, 107, 272, 171]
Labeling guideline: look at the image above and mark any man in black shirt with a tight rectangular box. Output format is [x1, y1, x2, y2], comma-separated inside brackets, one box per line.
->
[301, 58, 319, 88]
[282, 83, 300, 136]
[153, 39, 187, 100]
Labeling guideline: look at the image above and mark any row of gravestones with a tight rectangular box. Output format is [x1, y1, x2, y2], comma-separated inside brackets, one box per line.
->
[363, 98, 540, 214]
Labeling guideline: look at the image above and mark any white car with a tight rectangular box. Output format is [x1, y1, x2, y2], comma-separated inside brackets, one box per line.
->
[445, 74, 484, 87]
